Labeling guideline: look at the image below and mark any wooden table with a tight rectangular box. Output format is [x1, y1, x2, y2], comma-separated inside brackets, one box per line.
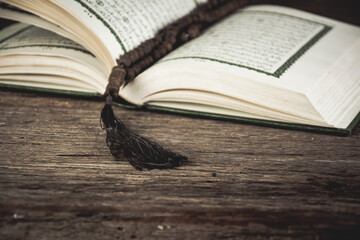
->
[1, 1, 360, 239]
[1, 90, 359, 239]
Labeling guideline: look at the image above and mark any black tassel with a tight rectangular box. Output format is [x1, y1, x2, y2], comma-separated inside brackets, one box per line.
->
[100, 96, 187, 170]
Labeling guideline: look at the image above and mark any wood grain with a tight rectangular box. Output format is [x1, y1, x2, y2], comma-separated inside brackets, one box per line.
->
[0, 91, 359, 239]
[1, 0, 360, 239]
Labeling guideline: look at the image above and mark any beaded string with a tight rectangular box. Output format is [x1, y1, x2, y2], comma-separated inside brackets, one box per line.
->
[105, 0, 248, 97]
[101, 0, 249, 170]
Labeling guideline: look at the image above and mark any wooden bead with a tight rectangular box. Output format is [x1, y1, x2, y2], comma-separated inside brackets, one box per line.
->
[180, 32, 190, 42]
[136, 47, 145, 59]
[143, 55, 154, 66]
[129, 51, 138, 63]
[154, 34, 163, 45]
[152, 49, 162, 61]
[166, 35, 177, 45]
[162, 42, 173, 52]
[139, 39, 155, 55]
[132, 64, 142, 75]
[137, 56, 154, 73]
[176, 15, 194, 29]
[158, 46, 167, 56]
[125, 68, 136, 82]
[167, 26, 180, 35]
[106, 65, 126, 97]
[117, 55, 132, 67]
[187, 24, 203, 39]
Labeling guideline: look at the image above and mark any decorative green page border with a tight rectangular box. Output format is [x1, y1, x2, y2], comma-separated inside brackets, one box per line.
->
[74, 0, 127, 52]
[0, 83, 102, 98]
[0, 25, 92, 55]
[273, 24, 331, 77]
[162, 10, 332, 78]
[0, 25, 31, 45]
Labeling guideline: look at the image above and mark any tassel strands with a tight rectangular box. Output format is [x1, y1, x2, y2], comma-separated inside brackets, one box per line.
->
[101, 96, 187, 170]
[101, 0, 249, 170]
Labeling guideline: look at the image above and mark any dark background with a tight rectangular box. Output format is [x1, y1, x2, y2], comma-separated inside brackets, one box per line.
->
[1, 0, 360, 29]
[252, 0, 360, 25]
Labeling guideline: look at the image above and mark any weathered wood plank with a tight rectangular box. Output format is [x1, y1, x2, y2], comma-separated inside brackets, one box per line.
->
[1, 0, 360, 238]
[0, 91, 359, 239]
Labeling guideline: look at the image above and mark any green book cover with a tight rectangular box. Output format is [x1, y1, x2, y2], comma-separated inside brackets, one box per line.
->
[1, 83, 358, 136]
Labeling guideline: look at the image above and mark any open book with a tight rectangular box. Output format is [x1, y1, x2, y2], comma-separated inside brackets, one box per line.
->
[1, 0, 359, 135]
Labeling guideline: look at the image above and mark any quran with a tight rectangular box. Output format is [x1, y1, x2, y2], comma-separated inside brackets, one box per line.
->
[1, 0, 360, 135]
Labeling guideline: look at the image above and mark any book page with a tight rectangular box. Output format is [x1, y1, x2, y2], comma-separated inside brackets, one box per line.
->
[51, 0, 201, 58]
[2, 0, 202, 72]
[0, 24, 88, 54]
[120, 7, 334, 122]
[161, 9, 329, 78]
[0, 2, 81, 44]
[0, 23, 107, 93]
[121, 5, 360, 127]
[156, 5, 360, 94]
